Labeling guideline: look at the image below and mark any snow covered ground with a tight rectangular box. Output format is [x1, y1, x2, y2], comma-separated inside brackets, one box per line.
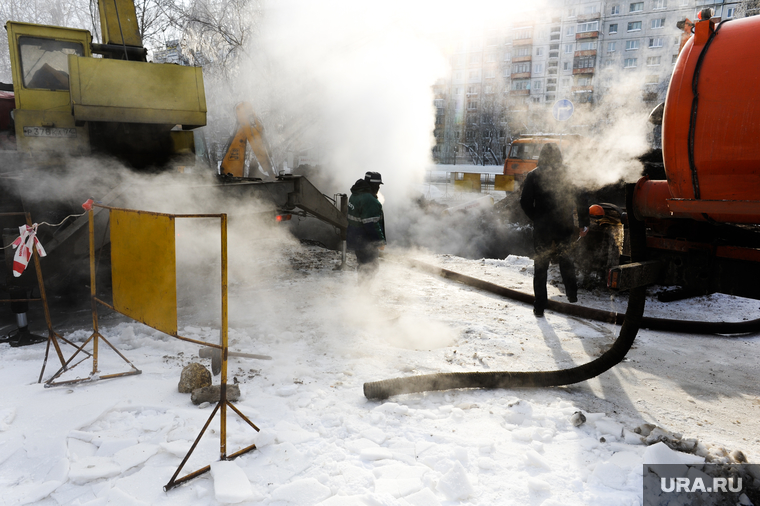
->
[1, 238, 759, 505]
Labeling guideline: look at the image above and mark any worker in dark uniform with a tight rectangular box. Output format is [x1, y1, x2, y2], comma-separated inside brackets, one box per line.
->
[520, 143, 589, 317]
[347, 171, 386, 278]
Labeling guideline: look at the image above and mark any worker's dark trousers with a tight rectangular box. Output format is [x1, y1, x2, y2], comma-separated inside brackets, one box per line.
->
[355, 245, 380, 281]
[533, 251, 577, 312]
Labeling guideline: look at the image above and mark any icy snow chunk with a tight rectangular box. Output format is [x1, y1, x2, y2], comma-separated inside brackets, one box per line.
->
[524, 449, 551, 471]
[361, 427, 388, 445]
[373, 464, 428, 480]
[594, 420, 624, 439]
[527, 477, 551, 492]
[68, 430, 95, 443]
[105, 486, 150, 506]
[608, 451, 641, 470]
[95, 437, 139, 457]
[374, 402, 409, 416]
[273, 421, 319, 444]
[159, 440, 191, 457]
[591, 462, 628, 490]
[346, 438, 379, 454]
[643, 442, 705, 465]
[271, 477, 331, 505]
[623, 430, 644, 445]
[68, 437, 98, 458]
[0, 408, 16, 431]
[360, 447, 393, 461]
[210, 460, 253, 504]
[403, 487, 441, 506]
[317, 496, 371, 506]
[276, 384, 299, 396]
[477, 457, 496, 470]
[436, 461, 473, 501]
[375, 477, 423, 497]
[253, 428, 277, 448]
[69, 456, 121, 484]
[113, 443, 159, 472]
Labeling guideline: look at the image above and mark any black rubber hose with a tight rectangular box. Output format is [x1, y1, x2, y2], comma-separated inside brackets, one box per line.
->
[406, 261, 760, 335]
[364, 186, 650, 400]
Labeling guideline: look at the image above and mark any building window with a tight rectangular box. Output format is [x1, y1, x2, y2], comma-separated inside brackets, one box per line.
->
[651, 18, 665, 28]
[485, 85, 494, 94]
[574, 56, 596, 69]
[577, 41, 598, 51]
[628, 21, 642, 31]
[611, 4, 620, 14]
[576, 76, 592, 86]
[564, 44, 574, 54]
[466, 86, 478, 95]
[504, 52, 511, 61]
[468, 69, 481, 81]
[577, 21, 600, 33]
[630, 2, 644, 12]
[467, 100, 478, 111]
[533, 63, 544, 73]
[610, 23, 618, 33]
[653, 0, 667, 8]
[563, 61, 571, 71]
[514, 28, 532, 40]
[516, 47, 531, 57]
[561, 78, 571, 87]
[567, 7, 577, 16]
[512, 80, 530, 90]
[647, 56, 662, 65]
[566, 26, 576, 36]
[646, 74, 659, 84]
[503, 68, 510, 77]
[626, 40, 640, 50]
[608, 41, 617, 52]
[624, 58, 638, 68]
[486, 52, 497, 63]
[513, 62, 531, 73]
[454, 71, 464, 81]
[649, 37, 663, 48]
[726, 6, 735, 17]
[469, 53, 481, 65]
[533, 80, 543, 90]
[485, 68, 496, 78]
[672, 54, 678, 64]
[536, 47, 544, 57]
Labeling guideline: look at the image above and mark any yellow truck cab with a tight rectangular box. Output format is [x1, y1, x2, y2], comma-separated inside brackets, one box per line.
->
[502, 134, 580, 182]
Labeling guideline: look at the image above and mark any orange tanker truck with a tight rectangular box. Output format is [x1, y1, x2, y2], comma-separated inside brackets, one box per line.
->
[610, 10, 760, 300]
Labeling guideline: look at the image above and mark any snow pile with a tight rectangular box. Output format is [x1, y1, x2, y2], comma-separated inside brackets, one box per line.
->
[0, 246, 757, 505]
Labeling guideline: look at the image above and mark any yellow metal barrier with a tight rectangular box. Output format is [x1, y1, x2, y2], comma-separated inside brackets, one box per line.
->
[453, 173, 482, 192]
[494, 174, 515, 192]
[43, 205, 259, 490]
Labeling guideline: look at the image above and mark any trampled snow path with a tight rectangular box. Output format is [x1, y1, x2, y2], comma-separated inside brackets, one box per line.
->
[1, 244, 758, 505]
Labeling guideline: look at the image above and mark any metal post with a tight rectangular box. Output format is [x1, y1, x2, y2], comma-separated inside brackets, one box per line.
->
[339, 194, 348, 268]
[89, 209, 99, 374]
[220, 214, 228, 460]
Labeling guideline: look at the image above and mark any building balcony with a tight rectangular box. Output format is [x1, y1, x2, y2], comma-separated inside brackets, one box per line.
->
[573, 67, 595, 75]
[576, 31, 599, 40]
[510, 89, 530, 95]
[577, 12, 601, 21]
[574, 49, 597, 58]
[513, 38, 533, 46]
[512, 56, 532, 63]
[572, 85, 594, 93]
[511, 72, 531, 79]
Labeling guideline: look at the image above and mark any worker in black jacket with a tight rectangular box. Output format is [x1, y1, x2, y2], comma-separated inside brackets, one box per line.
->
[347, 171, 386, 278]
[520, 143, 589, 317]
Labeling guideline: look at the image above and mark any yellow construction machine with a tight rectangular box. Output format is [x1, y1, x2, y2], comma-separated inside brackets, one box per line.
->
[0, 1, 347, 345]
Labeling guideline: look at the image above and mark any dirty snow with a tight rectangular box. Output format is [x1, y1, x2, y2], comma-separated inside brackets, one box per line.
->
[1, 242, 759, 506]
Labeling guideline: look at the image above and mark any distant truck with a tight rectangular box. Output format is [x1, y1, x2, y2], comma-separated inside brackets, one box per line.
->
[502, 134, 581, 183]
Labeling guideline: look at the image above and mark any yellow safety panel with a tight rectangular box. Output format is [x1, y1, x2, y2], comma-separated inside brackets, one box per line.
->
[68, 56, 207, 127]
[494, 174, 515, 192]
[111, 210, 178, 336]
[456, 173, 481, 192]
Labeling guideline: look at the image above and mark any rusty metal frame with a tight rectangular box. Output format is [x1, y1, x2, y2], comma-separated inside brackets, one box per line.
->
[38, 204, 258, 489]
[0, 212, 86, 382]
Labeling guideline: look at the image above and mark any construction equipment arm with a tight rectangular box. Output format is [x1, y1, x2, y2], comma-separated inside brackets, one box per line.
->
[220, 102, 276, 179]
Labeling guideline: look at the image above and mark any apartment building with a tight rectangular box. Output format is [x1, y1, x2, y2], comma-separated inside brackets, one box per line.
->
[431, 0, 743, 164]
